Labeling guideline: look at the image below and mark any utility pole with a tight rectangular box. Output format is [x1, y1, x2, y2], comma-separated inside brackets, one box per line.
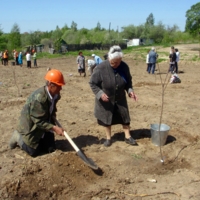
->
[109, 22, 111, 33]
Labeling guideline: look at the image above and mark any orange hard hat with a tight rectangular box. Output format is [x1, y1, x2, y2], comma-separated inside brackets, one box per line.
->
[44, 69, 65, 86]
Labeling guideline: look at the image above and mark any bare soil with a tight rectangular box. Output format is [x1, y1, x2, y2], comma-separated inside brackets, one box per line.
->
[0, 44, 200, 200]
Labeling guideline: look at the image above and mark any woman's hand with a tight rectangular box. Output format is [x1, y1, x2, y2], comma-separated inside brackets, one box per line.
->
[129, 92, 138, 101]
[101, 93, 109, 102]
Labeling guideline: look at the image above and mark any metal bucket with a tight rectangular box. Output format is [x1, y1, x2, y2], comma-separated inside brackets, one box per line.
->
[150, 124, 170, 146]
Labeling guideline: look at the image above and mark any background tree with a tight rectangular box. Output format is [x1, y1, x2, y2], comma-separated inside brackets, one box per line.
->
[94, 22, 101, 31]
[70, 21, 77, 31]
[62, 29, 77, 44]
[20, 32, 30, 47]
[121, 25, 137, 39]
[12, 12, 196, 51]
[28, 31, 42, 45]
[41, 38, 52, 46]
[0, 25, 7, 50]
[78, 28, 90, 44]
[144, 13, 155, 39]
[145, 13, 155, 27]
[186, 2, 200, 57]
[185, 2, 200, 36]
[51, 26, 63, 42]
[61, 24, 69, 34]
[0, 25, 2, 36]
[149, 21, 166, 43]
[9, 23, 21, 50]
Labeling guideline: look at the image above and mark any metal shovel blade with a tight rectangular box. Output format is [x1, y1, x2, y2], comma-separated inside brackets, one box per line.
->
[54, 118, 99, 170]
[64, 131, 99, 170]
[77, 150, 99, 170]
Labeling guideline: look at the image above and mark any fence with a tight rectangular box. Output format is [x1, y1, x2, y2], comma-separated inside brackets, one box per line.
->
[24, 43, 127, 54]
[65, 43, 127, 52]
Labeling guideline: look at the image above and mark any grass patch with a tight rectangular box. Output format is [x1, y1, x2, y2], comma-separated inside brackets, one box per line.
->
[192, 55, 200, 61]
[36, 50, 107, 60]
[157, 58, 167, 63]
[37, 52, 64, 59]
[123, 46, 152, 54]
[131, 153, 143, 159]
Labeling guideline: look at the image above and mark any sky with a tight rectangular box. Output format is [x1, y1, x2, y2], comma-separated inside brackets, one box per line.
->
[0, 0, 199, 33]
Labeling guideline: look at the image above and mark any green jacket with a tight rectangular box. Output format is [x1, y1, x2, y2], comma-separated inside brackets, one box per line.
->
[17, 86, 60, 149]
[33, 52, 37, 59]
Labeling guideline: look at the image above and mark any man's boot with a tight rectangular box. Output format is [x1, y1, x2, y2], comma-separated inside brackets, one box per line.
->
[9, 130, 23, 149]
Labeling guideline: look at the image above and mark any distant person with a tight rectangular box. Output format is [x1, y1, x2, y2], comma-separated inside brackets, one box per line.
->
[76, 51, 86, 77]
[13, 50, 16, 65]
[169, 46, 176, 73]
[13, 50, 19, 65]
[146, 50, 150, 72]
[148, 47, 157, 74]
[33, 51, 37, 67]
[169, 50, 173, 72]
[103, 53, 108, 60]
[3, 50, 9, 66]
[18, 52, 23, 67]
[92, 54, 102, 66]
[87, 59, 96, 75]
[26, 51, 31, 68]
[175, 48, 180, 73]
[16, 51, 19, 65]
[0, 51, 3, 65]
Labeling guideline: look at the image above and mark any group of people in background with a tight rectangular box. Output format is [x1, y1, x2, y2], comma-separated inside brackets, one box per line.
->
[21, 50, 38, 68]
[13, 50, 23, 67]
[169, 46, 180, 74]
[76, 52, 104, 76]
[0, 49, 38, 68]
[146, 46, 180, 74]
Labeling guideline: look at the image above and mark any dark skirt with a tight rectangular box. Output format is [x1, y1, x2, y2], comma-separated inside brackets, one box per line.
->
[97, 104, 130, 127]
[78, 68, 85, 73]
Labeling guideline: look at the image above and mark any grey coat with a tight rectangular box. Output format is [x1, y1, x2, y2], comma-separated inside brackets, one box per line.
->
[76, 55, 85, 69]
[148, 50, 157, 63]
[89, 60, 134, 125]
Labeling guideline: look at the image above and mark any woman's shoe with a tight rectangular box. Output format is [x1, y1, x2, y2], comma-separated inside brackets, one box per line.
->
[104, 139, 111, 147]
[125, 137, 138, 145]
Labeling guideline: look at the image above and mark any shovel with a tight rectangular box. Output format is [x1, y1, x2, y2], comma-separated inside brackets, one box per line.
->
[54, 118, 99, 170]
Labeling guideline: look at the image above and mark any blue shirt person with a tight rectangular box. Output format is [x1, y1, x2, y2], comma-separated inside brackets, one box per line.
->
[92, 54, 102, 66]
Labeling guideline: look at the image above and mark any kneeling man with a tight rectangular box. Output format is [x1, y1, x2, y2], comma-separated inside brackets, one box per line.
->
[9, 69, 65, 157]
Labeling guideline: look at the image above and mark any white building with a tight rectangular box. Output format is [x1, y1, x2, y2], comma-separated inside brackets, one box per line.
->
[127, 38, 153, 47]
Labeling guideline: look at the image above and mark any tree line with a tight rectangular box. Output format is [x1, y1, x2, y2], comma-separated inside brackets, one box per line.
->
[0, 2, 199, 53]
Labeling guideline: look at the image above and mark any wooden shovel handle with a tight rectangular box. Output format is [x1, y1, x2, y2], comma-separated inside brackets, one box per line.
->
[53, 117, 80, 152]
[63, 131, 79, 152]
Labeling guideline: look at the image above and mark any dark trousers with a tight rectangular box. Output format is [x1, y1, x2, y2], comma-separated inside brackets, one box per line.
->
[15, 57, 18, 65]
[148, 63, 156, 74]
[34, 59, 37, 67]
[174, 62, 178, 73]
[27, 61, 31, 68]
[169, 64, 175, 73]
[21, 132, 56, 157]
[146, 63, 150, 72]
[3, 58, 8, 66]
